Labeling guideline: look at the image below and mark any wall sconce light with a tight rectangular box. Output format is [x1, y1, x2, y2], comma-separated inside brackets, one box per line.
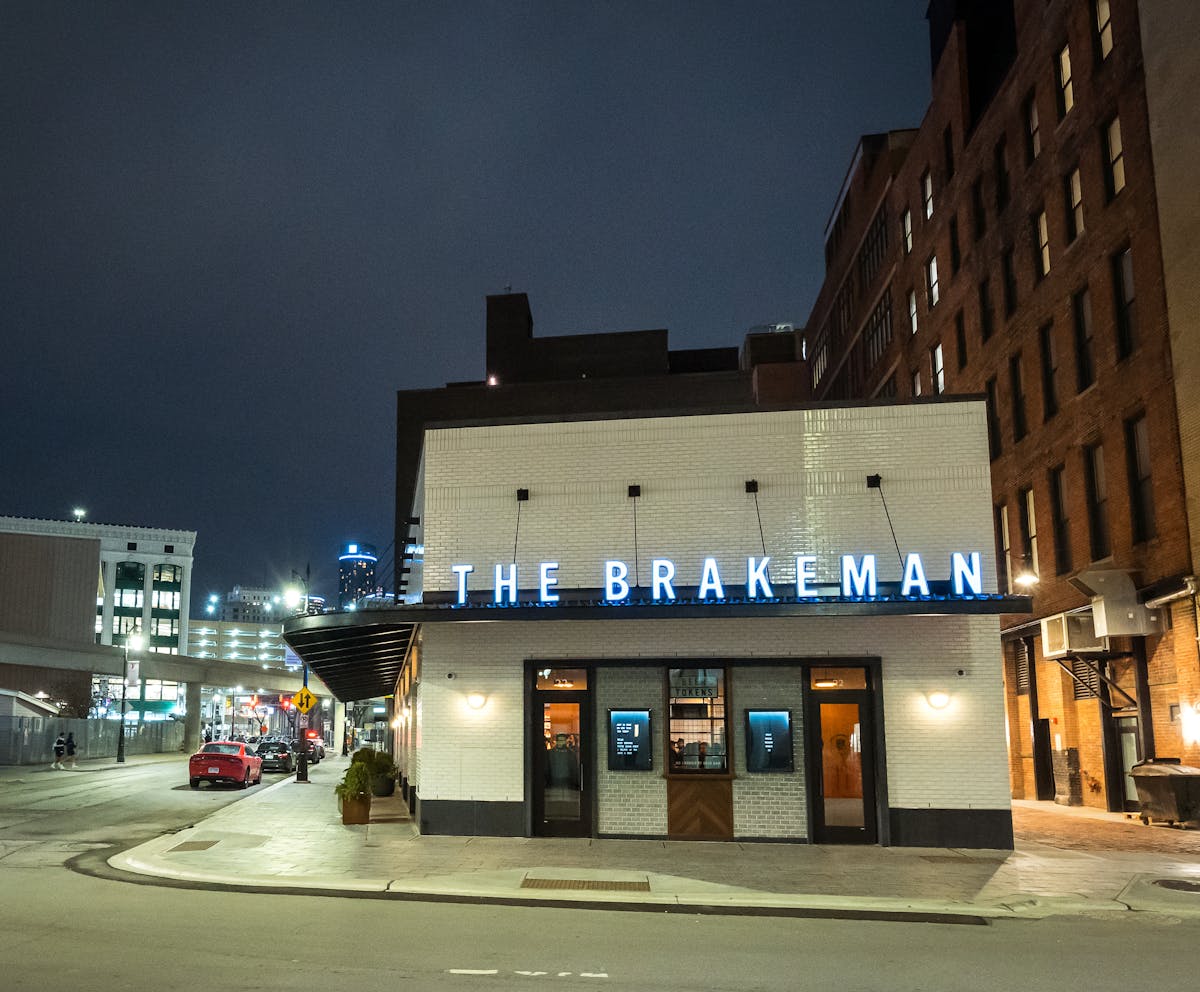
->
[466, 692, 487, 710]
[628, 485, 641, 498]
[745, 479, 758, 494]
[516, 488, 529, 502]
[926, 690, 951, 710]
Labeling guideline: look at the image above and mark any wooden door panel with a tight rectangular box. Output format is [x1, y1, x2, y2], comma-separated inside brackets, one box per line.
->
[667, 778, 733, 839]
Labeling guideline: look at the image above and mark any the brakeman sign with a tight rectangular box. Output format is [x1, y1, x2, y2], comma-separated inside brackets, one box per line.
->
[449, 552, 986, 606]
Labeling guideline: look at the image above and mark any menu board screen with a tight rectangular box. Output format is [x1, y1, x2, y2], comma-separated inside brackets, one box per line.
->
[744, 709, 794, 773]
[608, 709, 652, 771]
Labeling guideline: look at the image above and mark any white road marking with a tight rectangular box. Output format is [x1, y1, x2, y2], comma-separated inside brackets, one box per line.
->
[448, 969, 499, 975]
[580, 974, 609, 979]
[446, 968, 608, 980]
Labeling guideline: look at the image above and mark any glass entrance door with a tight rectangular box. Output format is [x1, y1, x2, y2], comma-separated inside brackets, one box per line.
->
[1115, 716, 1142, 810]
[807, 668, 877, 844]
[531, 669, 591, 837]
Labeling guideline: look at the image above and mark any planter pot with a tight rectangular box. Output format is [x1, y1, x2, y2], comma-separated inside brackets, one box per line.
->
[340, 794, 371, 825]
[371, 774, 396, 797]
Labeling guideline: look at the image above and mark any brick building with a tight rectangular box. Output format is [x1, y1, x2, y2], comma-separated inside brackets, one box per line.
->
[804, 0, 1200, 810]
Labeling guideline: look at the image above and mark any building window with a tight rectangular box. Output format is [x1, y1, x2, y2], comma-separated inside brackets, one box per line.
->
[1009, 352, 1027, 442]
[994, 137, 1010, 211]
[1024, 93, 1041, 163]
[996, 502, 1013, 593]
[863, 291, 893, 372]
[908, 288, 918, 335]
[1126, 413, 1156, 543]
[1019, 486, 1040, 579]
[668, 668, 728, 773]
[931, 342, 945, 394]
[949, 215, 961, 273]
[971, 178, 987, 240]
[902, 207, 912, 254]
[986, 376, 1002, 459]
[1073, 287, 1096, 390]
[1049, 464, 1072, 574]
[921, 169, 934, 219]
[955, 310, 968, 370]
[943, 125, 955, 180]
[1104, 116, 1126, 198]
[1056, 43, 1074, 118]
[911, 368, 922, 397]
[1002, 247, 1018, 316]
[1084, 442, 1111, 560]
[1039, 322, 1059, 421]
[1033, 209, 1050, 279]
[979, 278, 995, 342]
[1095, 0, 1113, 59]
[1112, 247, 1137, 358]
[1064, 167, 1084, 242]
[926, 255, 940, 308]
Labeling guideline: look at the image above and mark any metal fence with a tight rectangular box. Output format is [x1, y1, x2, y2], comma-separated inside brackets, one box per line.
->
[0, 716, 186, 766]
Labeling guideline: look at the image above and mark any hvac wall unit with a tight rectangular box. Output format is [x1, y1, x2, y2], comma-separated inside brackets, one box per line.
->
[1040, 612, 1107, 659]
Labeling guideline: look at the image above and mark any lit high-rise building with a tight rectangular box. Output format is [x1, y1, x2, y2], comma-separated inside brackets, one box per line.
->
[338, 542, 377, 609]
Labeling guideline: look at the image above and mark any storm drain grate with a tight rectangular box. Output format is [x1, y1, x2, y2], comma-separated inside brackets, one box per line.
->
[521, 877, 650, 892]
[169, 840, 218, 853]
[1153, 879, 1200, 893]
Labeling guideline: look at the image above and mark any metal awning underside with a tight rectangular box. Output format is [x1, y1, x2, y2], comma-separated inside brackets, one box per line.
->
[283, 593, 1031, 702]
[282, 616, 417, 702]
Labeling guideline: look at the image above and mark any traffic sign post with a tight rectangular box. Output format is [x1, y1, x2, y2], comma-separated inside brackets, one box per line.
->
[294, 676, 316, 783]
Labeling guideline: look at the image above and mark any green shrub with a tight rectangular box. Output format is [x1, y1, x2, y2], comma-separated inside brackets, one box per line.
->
[334, 760, 372, 800]
[351, 747, 395, 777]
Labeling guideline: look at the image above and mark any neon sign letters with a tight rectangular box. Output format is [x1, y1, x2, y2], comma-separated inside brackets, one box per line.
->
[450, 552, 984, 605]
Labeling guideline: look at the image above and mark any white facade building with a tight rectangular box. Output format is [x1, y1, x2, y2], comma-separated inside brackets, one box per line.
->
[289, 400, 1023, 848]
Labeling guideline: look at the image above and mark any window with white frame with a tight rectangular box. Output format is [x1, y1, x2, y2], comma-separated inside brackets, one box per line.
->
[921, 170, 933, 219]
[1105, 116, 1125, 197]
[1065, 167, 1084, 242]
[931, 342, 945, 394]
[1035, 209, 1050, 278]
[1095, 0, 1113, 59]
[902, 208, 913, 253]
[908, 288, 918, 334]
[1057, 44, 1074, 117]
[926, 255, 940, 307]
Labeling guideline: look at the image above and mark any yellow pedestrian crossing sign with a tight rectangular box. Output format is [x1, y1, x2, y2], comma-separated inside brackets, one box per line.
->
[292, 688, 317, 713]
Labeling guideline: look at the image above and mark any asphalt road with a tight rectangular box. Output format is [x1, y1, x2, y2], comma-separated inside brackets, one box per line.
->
[1, 760, 1198, 991]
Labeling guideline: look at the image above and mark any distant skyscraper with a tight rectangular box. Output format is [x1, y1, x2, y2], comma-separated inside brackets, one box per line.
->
[338, 542, 377, 609]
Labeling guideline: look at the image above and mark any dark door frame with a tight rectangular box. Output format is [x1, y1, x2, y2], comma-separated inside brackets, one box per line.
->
[527, 667, 594, 837]
[805, 684, 880, 845]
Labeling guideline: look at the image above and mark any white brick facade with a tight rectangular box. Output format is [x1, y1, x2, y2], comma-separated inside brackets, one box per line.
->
[405, 401, 1013, 845]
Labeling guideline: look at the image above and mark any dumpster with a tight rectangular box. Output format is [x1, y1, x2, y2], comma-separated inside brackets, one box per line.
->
[1131, 759, 1200, 827]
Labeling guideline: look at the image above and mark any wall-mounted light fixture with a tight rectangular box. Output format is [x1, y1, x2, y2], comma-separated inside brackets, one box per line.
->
[628, 485, 641, 498]
[1013, 556, 1039, 589]
[925, 690, 951, 710]
[516, 488, 529, 502]
[466, 692, 488, 710]
[745, 479, 758, 494]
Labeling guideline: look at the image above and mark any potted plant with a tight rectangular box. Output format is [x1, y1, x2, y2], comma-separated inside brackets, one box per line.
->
[335, 761, 372, 824]
[352, 747, 398, 797]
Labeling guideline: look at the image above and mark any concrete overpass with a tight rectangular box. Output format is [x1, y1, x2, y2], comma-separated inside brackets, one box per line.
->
[0, 632, 335, 753]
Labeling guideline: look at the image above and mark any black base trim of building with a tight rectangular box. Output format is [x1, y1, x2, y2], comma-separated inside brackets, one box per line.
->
[888, 807, 1014, 849]
[415, 796, 524, 836]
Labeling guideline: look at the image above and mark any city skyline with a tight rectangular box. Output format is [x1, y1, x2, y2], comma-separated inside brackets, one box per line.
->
[0, 2, 930, 607]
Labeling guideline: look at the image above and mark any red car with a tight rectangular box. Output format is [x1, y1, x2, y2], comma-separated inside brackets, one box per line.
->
[189, 741, 262, 789]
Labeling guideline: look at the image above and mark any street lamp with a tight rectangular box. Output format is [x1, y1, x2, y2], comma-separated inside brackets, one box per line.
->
[285, 569, 311, 782]
[116, 627, 145, 763]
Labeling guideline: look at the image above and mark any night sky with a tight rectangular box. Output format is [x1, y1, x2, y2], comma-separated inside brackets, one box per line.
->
[1, 2, 929, 611]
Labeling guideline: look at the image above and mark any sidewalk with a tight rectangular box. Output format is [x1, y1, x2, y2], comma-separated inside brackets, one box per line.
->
[102, 755, 1200, 922]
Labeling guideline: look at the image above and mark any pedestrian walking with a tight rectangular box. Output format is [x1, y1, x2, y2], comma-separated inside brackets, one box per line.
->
[65, 732, 77, 769]
[52, 733, 66, 769]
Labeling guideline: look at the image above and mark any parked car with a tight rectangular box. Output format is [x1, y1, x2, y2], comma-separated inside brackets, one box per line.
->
[291, 738, 322, 764]
[256, 740, 295, 773]
[189, 742, 263, 789]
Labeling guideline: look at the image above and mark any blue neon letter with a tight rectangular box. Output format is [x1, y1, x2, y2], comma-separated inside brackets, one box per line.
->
[698, 557, 725, 600]
[900, 553, 930, 596]
[451, 564, 474, 605]
[605, 560, 630, 602]
[795, 555, 817, 596]
[746, 556, 773, 598]
[539, 562, 559, 603]
[952, 551, 983, 595]
[651, 559, 676, 601]
[841, 555, 877, 597]
[494, 563, 518, 605]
